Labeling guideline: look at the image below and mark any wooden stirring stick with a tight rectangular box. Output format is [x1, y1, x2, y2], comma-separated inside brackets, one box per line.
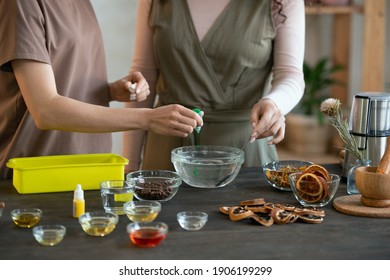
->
[377, 137, 390, 174]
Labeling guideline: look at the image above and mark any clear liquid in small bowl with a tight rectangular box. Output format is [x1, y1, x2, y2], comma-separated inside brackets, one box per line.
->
[177, 215, 207, 231]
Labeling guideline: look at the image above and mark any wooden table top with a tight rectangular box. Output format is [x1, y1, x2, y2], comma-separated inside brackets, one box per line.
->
[1, 164, 389, 260]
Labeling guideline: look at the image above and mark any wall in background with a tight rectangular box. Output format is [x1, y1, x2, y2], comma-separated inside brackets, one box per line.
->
[91, 0, 389, 155]
[91, 0, 137, 155]
[386, 0, 390, 92]
[305, 0, 363, 106]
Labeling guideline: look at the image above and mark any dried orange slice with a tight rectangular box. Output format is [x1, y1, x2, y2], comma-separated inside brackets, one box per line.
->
[240, 198, 265, 206]
[303, 164, 331, 181]
[296, 190, 323, 203]
[296, 173, 325, 196]
[321, 182, 330, 200]
[228, 206, 254, 221]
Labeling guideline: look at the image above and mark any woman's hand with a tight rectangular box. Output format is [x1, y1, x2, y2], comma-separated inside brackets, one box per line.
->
[249, 98, 285, 145]
[109, 71, 150, 102]
[143, 105, 203, 137]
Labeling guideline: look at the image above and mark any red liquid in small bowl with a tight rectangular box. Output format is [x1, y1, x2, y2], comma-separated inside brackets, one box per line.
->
[129, 228, 166, 247]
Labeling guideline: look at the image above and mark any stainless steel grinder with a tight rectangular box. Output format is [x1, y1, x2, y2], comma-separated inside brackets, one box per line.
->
[342, 92, 390, 179]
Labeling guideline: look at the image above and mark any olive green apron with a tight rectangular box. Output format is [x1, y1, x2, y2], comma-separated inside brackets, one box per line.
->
[142, 0, 278, 170]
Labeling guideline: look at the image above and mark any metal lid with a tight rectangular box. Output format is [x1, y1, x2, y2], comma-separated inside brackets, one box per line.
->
[350, 92, 390, 136]
[354, 92, 390, 100]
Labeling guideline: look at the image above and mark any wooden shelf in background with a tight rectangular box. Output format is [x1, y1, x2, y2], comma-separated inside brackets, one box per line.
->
[305, 1, 386, 104]
[305, 5, 363, 15]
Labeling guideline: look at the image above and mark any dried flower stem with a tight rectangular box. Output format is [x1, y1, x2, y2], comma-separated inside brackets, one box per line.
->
[320, 98, 363, 160]
[327, 110, 362, 160]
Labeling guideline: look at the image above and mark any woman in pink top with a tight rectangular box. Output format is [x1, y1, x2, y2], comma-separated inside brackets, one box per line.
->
[0, 0, 202, 179]
[124, 0, 305, 172]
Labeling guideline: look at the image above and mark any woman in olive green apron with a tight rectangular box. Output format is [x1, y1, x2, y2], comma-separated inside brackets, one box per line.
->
[125, 0, 305, 171]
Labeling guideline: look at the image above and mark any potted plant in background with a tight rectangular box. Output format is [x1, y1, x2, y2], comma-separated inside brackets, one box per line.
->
[283, 57, 344, 155]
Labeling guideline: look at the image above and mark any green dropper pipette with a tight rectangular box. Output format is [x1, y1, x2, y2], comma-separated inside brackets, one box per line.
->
[192, 108, 202, 176]
[192, 108, 202, 133]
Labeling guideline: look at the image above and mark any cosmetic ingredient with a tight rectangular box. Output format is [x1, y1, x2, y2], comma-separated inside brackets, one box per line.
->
[73, 184, 85, 218]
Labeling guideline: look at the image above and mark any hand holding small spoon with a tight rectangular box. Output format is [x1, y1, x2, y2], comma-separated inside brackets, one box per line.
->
[241, 134, 257, 150]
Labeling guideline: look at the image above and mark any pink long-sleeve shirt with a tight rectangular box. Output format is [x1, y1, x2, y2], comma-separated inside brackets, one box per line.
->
[130, 0, 305, 115]
[123, 0, 306, 171]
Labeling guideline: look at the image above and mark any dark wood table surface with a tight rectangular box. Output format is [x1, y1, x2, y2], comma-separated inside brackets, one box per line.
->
[1, 164, 389, 260]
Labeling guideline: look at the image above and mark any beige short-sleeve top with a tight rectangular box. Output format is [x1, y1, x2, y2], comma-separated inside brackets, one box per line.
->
[0, 0, 111, 179]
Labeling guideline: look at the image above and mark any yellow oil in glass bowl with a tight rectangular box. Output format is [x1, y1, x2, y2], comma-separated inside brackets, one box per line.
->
[79, 212, 118, 237]
[11, 208, 42, 228]
[32, 225, 66, 246]
[124, 201, 161, 223]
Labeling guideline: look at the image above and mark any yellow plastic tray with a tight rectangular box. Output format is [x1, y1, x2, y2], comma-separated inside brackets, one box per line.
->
[6, 154, 129, 194]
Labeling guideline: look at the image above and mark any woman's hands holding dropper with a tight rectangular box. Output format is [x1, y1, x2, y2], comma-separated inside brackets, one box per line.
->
[141, 105, 204, 138]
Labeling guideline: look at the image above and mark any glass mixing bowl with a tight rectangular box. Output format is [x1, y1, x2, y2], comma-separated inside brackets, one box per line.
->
[171, 145, 244, 188]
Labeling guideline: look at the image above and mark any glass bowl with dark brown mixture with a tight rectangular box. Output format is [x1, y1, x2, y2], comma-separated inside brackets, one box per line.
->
[126, 170, 182, 202]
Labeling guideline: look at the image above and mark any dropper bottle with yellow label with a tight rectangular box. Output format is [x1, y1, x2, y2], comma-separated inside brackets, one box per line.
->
[73, 184, 85, 218]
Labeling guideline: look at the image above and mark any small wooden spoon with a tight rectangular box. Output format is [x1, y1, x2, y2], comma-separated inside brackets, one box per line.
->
[377, 137, 390, 174]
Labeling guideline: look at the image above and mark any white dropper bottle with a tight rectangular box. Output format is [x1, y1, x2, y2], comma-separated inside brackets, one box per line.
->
[73, 184, 85, 218]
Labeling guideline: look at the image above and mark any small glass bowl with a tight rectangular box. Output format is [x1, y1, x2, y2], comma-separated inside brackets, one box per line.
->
[289, 173, 341, 207]
[32, 225, 66, 246]
[127, 170, 181, 202]
[79, 211, 119, 237]
[177, 211, 208, 231]
[127, 222, 168, 248]
[123, 200, 161, 223]
[11, 208, 42, 228]
[263, 160, 313, 191]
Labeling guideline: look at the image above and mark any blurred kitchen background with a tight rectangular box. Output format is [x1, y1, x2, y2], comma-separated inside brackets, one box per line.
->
[91, 0, 389, 164]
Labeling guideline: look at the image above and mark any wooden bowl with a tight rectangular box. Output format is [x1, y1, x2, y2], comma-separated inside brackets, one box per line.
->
[355, 166, 390, 207]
